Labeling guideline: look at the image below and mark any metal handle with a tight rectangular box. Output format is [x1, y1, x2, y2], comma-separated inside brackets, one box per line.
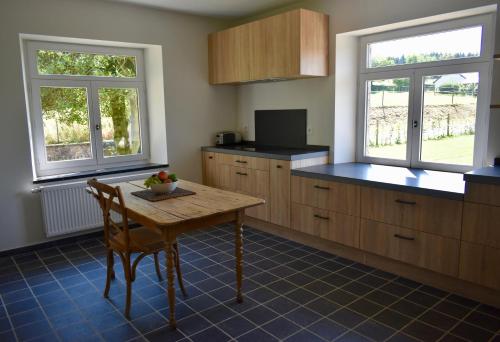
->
[95, 124, 101, 131]
[314, 214, 329, 220]
[208, 156, 213, 159]
[236, 172, 248, 176]
[395, 199, 417, 205]
[412, 120, 419, 128]
[394, 234, 415, 241]
[276, 165, 282, 169]
[314, 185, 330, 190]
[236, 160, 248, 164]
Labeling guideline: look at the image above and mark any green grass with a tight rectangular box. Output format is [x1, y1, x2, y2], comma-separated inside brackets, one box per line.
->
[368, 134, 474, 165]
[369, 91, 476, 107]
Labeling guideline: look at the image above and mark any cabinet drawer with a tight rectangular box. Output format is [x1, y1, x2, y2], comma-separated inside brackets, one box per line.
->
[360, 219, 459, 276]
[465, 182, 500, 207]
[360, 187, 462, 239]
[291, 203, 359, 248]
[462, 202, 500, 249]
[291, 176, 359, 216]
[459, 241, 500, 291]
[234, 167, 269, 197]
[215, 153, 269, 171]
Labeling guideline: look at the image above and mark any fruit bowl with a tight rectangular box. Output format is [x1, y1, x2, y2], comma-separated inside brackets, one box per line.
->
[144, 171, 178, 194]
[150, 181, 178, 194]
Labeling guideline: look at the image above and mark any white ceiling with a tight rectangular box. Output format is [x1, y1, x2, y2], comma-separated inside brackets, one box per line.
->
[106, 0, 300, 18]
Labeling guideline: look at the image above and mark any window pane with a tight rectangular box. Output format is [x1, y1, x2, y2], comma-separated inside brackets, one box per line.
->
[40, 87, 92, 162]
[420, 72, 478, 165]
[368, 26, 482, 68]
[37, 50, 136, 77]
[365, 78, 409, 160]
[98, 88, 142, 157]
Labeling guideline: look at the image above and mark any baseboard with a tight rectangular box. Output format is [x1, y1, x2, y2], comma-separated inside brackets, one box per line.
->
[245, 216, 500, 308]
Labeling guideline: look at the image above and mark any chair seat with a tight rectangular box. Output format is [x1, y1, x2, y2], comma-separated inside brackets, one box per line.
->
[110, 227, 165, 253]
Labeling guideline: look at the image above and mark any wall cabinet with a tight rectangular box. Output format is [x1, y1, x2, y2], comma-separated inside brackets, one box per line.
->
[208, 9, 329, 84]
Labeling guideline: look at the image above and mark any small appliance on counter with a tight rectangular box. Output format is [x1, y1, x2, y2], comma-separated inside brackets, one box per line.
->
[215, 131, 242, 146]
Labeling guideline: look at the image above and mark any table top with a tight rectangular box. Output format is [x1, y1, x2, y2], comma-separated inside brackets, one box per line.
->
[111, 179, 265, 227]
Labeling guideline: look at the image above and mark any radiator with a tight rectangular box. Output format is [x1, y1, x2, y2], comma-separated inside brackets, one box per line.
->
[37, 172, 155, 237]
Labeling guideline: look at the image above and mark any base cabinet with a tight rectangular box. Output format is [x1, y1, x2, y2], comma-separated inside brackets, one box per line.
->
[270, 160, 291, 227]
[360, 219, 459, 277]
[459, 241, 500, 290]
[291, 203, 359, 248]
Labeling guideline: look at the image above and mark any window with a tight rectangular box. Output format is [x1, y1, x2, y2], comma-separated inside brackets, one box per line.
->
[25, 41, 149, 176]
[357, 15, 493, 172]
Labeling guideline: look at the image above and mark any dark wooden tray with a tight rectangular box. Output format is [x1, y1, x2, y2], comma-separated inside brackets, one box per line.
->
[131, 187, 195, 202]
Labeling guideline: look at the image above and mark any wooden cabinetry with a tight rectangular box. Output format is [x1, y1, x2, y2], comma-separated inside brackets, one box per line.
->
[290, 176, 360, 247]
[360, 219, 460, 276]
[360, 187, 462, 239]
[291, 203, 359, 248]
[269, 160, 291, 227]
[208, 9, 329, 84]
[291, 176, 359, 216]
[460, 182, 500, 290]
[202, 152, 217, 187]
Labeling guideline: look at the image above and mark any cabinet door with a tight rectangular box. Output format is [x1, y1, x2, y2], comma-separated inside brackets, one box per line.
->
[261, 9, 301, 78]
[269, 160, 291, 227]
[208, 25, 250, 84]
[465, 182, 500, 207]
[460, 241, 500, 291]
[462, 202, 500, 249]
[216, 164, 237, 191]
[360, 219, 459, 276]
[202, 152, 217, 187]
[233, 167, 270, 221]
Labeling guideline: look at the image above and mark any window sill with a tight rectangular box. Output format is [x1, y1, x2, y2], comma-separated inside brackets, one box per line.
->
[33, 163, 168, 184]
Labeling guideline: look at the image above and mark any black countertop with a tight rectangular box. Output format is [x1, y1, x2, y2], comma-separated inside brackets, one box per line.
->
[201, 144, 329, 161]
[292, 163, 465, 200]
[464, 166, 500, 185]
[33, 163, 168, 184]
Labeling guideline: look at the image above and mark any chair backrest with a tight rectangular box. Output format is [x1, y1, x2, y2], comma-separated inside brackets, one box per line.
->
[87, 178, 130, 248]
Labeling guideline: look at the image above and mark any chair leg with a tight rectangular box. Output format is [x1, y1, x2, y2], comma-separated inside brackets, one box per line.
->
[123, 253, 132, 319]
[153, 252, 162, 281]
[104, 249, 114, 298]
[173, 243, 187, 297]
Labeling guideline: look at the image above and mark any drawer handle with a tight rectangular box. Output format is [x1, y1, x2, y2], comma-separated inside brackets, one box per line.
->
[208, 156, 213, 159]
[236, 160, 248, 164]
[236, 172, 248, 176]
[276, 165, 282, 169]
[394, 234, 415, 241]
[314, 214, 329, 220]
[395, 199, 416, 205]
[314, 185, 330, 190]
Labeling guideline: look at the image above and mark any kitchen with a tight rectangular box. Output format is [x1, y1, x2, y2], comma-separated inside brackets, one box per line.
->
[0, 0, 499, 341]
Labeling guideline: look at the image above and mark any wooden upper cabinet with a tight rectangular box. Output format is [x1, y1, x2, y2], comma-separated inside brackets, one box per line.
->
[208, 9, 329, 84]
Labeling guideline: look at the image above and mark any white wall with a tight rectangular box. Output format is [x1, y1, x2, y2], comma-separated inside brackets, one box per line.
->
[0, 0, 237, 251]
[236, 0, 500, 164]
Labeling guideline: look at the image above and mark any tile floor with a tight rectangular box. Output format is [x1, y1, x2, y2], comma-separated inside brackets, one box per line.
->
[0, 224, 499, 342]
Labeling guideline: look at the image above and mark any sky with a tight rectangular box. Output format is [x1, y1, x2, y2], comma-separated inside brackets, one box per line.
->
[369, 26, 482, 60]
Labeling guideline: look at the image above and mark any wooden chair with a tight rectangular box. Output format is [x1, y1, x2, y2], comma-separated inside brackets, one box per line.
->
[87, 178, 187, 318]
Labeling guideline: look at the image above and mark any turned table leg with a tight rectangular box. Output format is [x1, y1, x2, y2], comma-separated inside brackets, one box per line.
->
[235, 210, 244, 303]
[165, 238, 177, 328]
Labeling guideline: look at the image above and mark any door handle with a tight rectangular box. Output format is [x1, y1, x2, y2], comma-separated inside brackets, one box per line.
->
[394, 234, 415, 241]
[395, 199, 416, 205]
[314, 214, 329, 220]
[95, 124, 101, 131]
[314, 185, 330, 190]
[412, 120, 419, 128]
[235, 160, 248, 164]
[236, 172, 248, 176]
[276, 165, 282, 169]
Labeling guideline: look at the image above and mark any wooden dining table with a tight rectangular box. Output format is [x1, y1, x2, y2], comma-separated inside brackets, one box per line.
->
[109, 179, 264, 328]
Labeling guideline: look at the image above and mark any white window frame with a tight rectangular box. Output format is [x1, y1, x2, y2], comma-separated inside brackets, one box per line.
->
[356, 14, 494, 173]
[25, 41, 150, 177]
